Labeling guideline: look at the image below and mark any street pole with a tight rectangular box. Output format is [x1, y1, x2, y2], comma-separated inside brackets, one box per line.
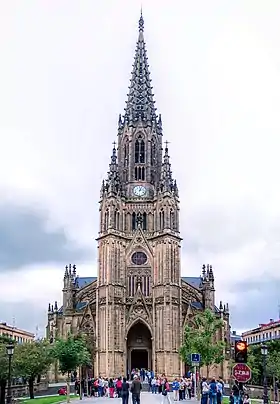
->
[6, 354, 12, 404]
[261, 345, 269, 404]
[86, 369, 89, 397]
[193, 364, 197, 399]
[79, 366, 83, 400]
[263, 354, 268, 404]
[6, 344, 14, 404]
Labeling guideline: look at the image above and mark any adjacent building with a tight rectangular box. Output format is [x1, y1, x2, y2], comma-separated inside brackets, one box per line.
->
[242, 319, 280, 345]
[231, 330, 242, 344]
[46, 13, 231, 379]
[0, 322, 34, 343]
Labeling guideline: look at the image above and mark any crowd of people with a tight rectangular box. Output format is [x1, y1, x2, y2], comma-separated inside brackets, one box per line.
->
[68, 370, 252, 404]
[71, 370, 197, 403]
[201, 377, 251, 404]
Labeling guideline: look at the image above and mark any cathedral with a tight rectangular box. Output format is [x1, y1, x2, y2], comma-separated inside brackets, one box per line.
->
[46, 13, 230, 379]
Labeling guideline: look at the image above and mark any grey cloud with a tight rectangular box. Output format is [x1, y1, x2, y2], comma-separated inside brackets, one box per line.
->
[0, 203, 90, 271]
[182, 202, 266, 255]
[0, 301, 46, 336]
[229, 276, 280, 330]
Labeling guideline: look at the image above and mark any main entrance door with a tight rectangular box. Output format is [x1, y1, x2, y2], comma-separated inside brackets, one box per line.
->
[131, 349, 148, 370]
[127, 321, 152, 374]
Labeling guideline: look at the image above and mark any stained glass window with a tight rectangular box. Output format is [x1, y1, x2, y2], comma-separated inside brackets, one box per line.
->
[131, 251, 147, 265]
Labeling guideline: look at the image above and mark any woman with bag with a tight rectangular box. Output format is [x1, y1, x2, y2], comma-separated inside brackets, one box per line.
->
[161, 378, 172, 404]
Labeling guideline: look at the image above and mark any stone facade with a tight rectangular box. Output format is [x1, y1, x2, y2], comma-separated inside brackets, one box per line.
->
[46, 13, 230, 380]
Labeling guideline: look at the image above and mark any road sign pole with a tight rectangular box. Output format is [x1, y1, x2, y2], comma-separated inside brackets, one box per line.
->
[193, 364, 197, 399]
[191, 353, 201, 400]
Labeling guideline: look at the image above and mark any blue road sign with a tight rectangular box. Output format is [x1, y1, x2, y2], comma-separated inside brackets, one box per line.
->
[191, 353, 201, 363]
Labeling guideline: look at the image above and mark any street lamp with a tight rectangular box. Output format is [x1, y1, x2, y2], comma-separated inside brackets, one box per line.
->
[261, 344, 268, 404]
[6, 343, 15, 404]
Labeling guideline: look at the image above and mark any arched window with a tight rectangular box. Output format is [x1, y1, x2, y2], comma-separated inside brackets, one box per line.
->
[126, 212, 131, 231]
[140, 139, 145, 163]
[135, 139, 140, 163]
[114, 210, 117, 229]
[170, 210, 175, 230]
[124, 138, 129, 167]
[159, 210, 164, 230]
[114, 211, 120, 230]
[104, 210, 109, 231]
[143, 212, 147, 230]
[151, 138, 156, 166]
[135, 135, 145, 164]
[132, 212, 136, 230]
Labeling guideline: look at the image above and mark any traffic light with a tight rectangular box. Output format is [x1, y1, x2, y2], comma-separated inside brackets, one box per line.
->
[234, 340, 248, 363]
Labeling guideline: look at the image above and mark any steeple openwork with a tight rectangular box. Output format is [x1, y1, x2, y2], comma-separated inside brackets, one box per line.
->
[119, 12, 160, 129]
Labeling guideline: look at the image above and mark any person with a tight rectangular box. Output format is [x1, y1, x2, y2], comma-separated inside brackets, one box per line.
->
[161, 378, 172, 404]
[116, 377, 123, 398]
[186, 378, 192, 399]
[151, 377, 157, 394]
[232, 381, 240, 404]
[121, 377, 130, 404]
[108, 378, 115, 398]
[201, 377, 209, 404]
[130, 375, 142, 404]
[217, 379, 223, 404]
[243, 394, 250, 404]
[209, 378, 217, 404]
[172, 378, 180, 401]
[179, 378, 186, 401]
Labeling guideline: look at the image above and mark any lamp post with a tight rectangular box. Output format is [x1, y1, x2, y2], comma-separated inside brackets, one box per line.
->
[261, 344, 268, 404]
[6, 343, 14, 404]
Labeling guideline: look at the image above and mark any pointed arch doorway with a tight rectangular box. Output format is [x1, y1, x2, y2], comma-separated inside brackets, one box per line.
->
[127, 321, 152, 375]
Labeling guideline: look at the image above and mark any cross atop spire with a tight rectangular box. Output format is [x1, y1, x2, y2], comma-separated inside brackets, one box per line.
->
[164, 140, 170, 150]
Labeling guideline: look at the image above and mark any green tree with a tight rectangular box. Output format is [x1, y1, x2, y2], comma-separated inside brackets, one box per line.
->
[267, 351, 280, 379]
[14, 340, 52, 399]
[246, 340, 280, 386]
[247, 345, 262, 385]
[179, 308, 226, 377]
[51, 335, 91, 403]
[0, 336, 14, 404]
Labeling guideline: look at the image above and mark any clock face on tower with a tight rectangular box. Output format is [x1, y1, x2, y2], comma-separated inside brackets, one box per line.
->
[133, 185, 147, 197]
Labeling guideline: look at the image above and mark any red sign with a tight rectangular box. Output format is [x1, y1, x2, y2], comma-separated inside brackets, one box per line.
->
[232, 363, 252, 383]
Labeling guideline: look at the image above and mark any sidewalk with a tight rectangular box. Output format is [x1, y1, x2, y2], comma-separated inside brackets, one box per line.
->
[70, 392, 201, 404]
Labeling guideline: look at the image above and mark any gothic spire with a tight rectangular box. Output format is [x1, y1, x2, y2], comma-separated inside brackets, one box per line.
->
[159, 141, 178, 196]
[101, 142, 122, 198]
[123, 12, 157, 127]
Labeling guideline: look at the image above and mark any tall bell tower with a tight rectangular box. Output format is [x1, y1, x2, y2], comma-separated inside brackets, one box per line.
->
[96, 12, 182, 377]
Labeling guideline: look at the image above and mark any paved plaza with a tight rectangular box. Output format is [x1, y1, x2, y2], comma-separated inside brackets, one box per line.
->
[71, 393, 200, 404]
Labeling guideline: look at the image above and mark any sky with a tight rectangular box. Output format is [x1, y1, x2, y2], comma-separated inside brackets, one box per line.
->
[1, 0, 280, 336]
